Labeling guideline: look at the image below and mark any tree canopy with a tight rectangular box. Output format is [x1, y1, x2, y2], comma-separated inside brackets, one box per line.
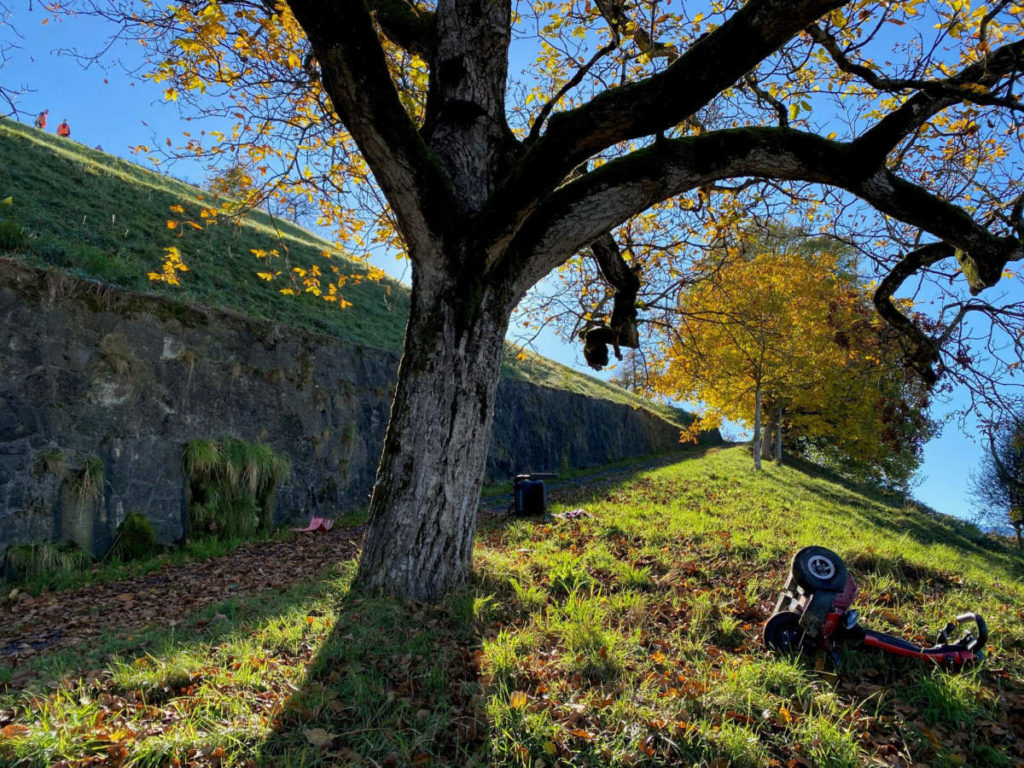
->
[52, 0, 1024, 598]
[970, 409, 1024, 548]
[0, 2, 26, 115]
[646, 233, 935, 486]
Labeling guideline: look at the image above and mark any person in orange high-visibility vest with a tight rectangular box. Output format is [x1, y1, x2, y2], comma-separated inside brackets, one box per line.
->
[34, 110, 48, 130]
[56, 119, 70, 138]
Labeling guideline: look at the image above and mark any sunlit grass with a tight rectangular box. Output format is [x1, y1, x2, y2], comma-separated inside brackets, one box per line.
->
[2, 447, 1022, 767]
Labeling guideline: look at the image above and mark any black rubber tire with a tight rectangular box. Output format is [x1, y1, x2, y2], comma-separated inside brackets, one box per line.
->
[762, 611, 811, 654]
[791, 546, 847, 592]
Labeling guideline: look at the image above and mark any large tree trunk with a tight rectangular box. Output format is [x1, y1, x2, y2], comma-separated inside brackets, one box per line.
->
[355, 269, 511, 601]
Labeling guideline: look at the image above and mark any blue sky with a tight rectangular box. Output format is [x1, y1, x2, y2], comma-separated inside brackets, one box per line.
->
[0, 5, 998, 524]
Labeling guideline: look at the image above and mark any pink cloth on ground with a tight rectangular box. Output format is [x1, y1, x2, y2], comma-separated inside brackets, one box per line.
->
[291, 516, 334, 532]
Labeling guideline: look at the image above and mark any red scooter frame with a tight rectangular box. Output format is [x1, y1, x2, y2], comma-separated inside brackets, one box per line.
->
[763, 546, 987, 667]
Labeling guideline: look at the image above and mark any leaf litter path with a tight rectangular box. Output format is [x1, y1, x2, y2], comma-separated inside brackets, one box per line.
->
[0, 449, 707, 684]
[0, 528, 363, 680]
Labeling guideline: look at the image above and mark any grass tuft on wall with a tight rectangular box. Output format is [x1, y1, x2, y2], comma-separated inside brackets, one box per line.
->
[65, 456, 104, 503]
[2, 541, 91, 583]
[183, 437, 290, 540]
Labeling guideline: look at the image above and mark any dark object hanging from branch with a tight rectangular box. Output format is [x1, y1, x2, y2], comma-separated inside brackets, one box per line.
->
[579, 233, 641, 370]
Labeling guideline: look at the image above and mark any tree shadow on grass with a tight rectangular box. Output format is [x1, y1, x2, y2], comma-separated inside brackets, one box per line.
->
[3, 560, 348, 693]
[0, 559, 381, 767]
[254, 587, 488, 768]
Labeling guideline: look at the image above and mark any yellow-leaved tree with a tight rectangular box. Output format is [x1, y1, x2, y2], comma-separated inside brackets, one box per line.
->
[651, 235, 934, 486]
[52, 0, 1024, 599]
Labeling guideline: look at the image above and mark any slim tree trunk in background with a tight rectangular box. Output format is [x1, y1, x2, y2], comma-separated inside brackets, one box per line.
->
[760, 411, 774, 460]
[775, 416, 783, 464]
[753, 386, 763, 470]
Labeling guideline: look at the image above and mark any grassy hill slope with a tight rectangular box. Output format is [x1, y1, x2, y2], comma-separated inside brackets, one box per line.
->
[2, 447, 1022, 766]
[0, 117, 688, 426]
[0, 117, 409, 350]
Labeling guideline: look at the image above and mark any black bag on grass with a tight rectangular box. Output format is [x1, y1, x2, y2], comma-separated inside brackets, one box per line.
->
[511, 473, 556, 516]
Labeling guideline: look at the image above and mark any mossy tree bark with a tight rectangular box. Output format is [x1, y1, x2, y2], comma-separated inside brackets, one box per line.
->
[356, 266, 512, 599]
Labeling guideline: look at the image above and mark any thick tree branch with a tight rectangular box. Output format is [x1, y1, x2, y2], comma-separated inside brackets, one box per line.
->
[579, 233, 642, 368]
[483, 0, 847, 237]
[849, 38, 1024, 161]
[504, 127, 1023, 378]
[285, 0, 457, 259]
[419, 0, 513, 210]
[590, 233, 640, 331]
[515, 129, 1020, 285]
[369, 0, 436, 60]
[871, 242, 954, 385]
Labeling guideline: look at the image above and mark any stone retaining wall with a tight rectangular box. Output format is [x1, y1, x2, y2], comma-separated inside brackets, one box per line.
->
[0, 261, 715, 556]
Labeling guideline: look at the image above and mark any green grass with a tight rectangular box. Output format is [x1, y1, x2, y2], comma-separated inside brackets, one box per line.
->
[108, 512, 161, 562]
[183, 437, 291, 539]
[0, 116, 408, 351]
[2, 447, 1022, 766]
[2, 541, 92, 584]
[0, 116, 694, 426]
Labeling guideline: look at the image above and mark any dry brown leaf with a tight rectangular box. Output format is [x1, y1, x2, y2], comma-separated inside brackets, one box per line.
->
[0, 723, 29, 739]
[303, 727, 335, 750]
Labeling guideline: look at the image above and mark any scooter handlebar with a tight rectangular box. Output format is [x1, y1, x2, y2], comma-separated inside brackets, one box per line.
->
[956, 612, 988, 647]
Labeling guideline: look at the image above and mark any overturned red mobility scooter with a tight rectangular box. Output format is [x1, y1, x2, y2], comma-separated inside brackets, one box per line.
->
[763, 546, 987, 667]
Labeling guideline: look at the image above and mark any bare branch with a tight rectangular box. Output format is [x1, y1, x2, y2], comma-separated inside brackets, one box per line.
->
[743, 73, 789, 128]
[526, 35, 620, 145]
[0, 1, 27, 116]
[871, 242, 953, 385]
[843, 36, 1024, 161]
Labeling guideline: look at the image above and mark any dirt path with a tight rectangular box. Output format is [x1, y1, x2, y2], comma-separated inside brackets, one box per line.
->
[480, 447, 719, 514]
[0, 528, 363, 673]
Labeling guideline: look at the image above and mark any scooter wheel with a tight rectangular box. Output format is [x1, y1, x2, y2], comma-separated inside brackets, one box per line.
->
[791, 546, 847, 591]
[763, 611, 811, 654]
